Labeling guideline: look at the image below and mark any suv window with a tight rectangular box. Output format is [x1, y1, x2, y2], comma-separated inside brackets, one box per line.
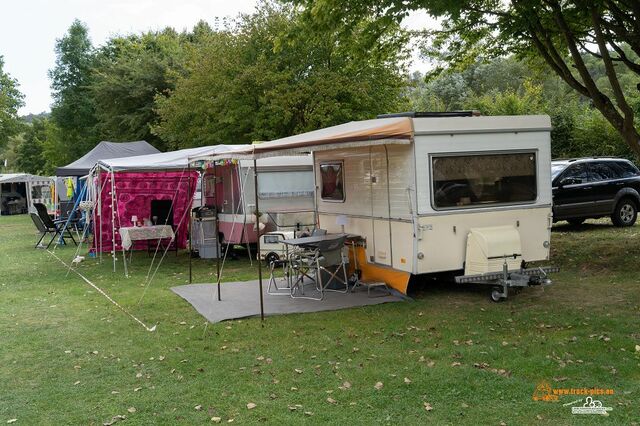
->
[559, 163, 588, 184]
[589, 162, 618, 181]
[616, 161, 639, 178]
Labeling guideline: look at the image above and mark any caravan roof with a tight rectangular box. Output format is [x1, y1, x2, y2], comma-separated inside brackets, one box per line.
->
[0, 173, 52, 184]
[198, 115, 552, 159]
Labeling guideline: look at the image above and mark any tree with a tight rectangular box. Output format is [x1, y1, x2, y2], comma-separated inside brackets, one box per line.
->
[293, 0, 640, 156]
[15, 118, 47, 174]
[0, 55, 25, 149]
[49, 20, 97, 160]
[90, 28, 198, 151]
[154, 2, 409, 148]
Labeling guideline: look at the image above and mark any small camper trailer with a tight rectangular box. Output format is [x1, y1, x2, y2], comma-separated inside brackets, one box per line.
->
[202, 156, 315, 245]
[0, 174, 53, 215]
[210, 113, 557, 298]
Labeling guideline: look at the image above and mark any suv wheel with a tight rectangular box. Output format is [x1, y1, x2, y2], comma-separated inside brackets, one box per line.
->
[612, 198, 638, 227]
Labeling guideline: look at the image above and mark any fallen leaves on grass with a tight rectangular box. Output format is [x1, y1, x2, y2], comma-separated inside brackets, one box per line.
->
[327, 397, 337, 404]
[7, 420, 17, 424]
[103, 414, 126, 426]
[338, 381, 351, 390]
[423, 402, 433, 411]
[404, 377, 412, 384]
[127, 407, 136, 414]
[294, 368, 303, 374]
[211, 417, 221, 423]
[473, 362, 511, 377]
[374, 382, 383, 390]
[246, 403, 256, 410]
[195, 405, 203, 411]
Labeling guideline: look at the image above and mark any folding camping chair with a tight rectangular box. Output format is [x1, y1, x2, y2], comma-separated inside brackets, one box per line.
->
[31, 204, 78, 249]
[290, 235, 348, 300]
[58, 200, 82, 234]
[267, 258, 292, 296]
[30, 213, 53, 249]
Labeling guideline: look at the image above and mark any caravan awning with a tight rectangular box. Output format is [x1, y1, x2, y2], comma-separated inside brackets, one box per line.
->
[189, 117, 414, 161]
[0, 173, 52, 184]
[97, 145, 250, 172]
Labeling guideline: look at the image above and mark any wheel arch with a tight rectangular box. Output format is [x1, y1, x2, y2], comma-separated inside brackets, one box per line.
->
[613, 188, 640, 208]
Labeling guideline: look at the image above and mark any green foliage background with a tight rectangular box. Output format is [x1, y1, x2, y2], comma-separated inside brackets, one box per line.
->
[2, 1, 639, 175]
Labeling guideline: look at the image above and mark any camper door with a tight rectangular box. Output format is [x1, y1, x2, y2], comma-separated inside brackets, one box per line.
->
[369, 146, 392, 266]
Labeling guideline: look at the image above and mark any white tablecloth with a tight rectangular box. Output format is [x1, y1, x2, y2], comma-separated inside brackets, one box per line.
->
[119, 225, 174, 250]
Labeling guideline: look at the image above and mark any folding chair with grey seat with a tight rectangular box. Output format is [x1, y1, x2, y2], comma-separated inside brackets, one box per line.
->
[267, 257, 293, 296]
[58, 200, 82, 234]
[290, 235, 349, 300]
[30, 213, 54, 249]
[33, 203, 78, 248]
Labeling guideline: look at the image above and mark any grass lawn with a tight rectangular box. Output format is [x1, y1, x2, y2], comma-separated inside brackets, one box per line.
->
[0, 214, 638, 425]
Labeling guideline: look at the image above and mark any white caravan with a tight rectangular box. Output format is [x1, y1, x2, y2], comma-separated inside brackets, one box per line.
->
[204, 113, 557, 299]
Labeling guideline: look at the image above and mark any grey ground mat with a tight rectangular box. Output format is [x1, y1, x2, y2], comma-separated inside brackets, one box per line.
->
[171, 280, 405, 323]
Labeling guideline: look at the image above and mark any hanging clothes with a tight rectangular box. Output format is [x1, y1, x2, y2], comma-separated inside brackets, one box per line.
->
[66, 177, 75, 199]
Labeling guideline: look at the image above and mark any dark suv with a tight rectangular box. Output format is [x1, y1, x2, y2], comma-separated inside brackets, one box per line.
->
[552, 157, 640, 227]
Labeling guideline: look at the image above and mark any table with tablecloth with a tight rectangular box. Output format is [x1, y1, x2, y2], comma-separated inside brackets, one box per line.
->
[119, 225, 174, 250]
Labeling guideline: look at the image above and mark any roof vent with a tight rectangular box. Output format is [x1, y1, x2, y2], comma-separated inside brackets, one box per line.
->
[376, 111, 481, 119]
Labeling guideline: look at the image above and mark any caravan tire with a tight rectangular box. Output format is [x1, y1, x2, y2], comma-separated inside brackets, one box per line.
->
[490, 287, 505, 303]
[265, 252, 279, 266]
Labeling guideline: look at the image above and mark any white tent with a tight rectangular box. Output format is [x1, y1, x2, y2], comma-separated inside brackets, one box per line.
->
[95, 145, 250, 172]
[0, 173, 53, 215]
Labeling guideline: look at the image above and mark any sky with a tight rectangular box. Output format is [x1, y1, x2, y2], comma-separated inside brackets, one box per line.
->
[1, 0, 429, 115]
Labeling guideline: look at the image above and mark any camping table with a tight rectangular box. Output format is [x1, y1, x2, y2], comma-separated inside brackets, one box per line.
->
[282, 233, 356, 298]
[119, 225, 175, 251]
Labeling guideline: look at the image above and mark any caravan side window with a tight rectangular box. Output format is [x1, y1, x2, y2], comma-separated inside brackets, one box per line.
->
[432, 152, 537, 209]
[320, 162, 345, 202]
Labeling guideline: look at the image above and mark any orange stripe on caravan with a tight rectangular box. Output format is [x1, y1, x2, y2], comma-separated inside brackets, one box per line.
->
[348, 246, 410, 295]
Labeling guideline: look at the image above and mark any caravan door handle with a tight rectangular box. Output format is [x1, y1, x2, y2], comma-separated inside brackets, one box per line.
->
[581, 186, 593, 190]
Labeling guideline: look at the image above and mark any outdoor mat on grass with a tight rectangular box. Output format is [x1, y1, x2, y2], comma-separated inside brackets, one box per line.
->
[171, 280, 405, 323]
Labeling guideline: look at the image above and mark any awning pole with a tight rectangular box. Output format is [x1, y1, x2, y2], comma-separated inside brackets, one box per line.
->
[110, 170, 116, 272]
[214, 161, 221, 301]
[188, 162, 193, 284]
[253, 158, 264, 322]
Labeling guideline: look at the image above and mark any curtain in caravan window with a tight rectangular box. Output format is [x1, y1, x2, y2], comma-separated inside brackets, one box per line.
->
[320, 162, 345, 202]
[257, 171, 314, 199]
[432, 152, 537, 209]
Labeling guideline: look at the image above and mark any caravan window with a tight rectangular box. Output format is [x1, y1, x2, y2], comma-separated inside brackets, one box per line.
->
[31, 185, 50, 200]
[258, 171, 314, 199]
[320, 162, 345, 202]
[432, 152, 537, 209]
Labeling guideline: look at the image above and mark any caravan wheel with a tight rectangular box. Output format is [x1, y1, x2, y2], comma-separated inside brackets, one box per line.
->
[265, 252, 279, 266]
[490, 286, 505, 303]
